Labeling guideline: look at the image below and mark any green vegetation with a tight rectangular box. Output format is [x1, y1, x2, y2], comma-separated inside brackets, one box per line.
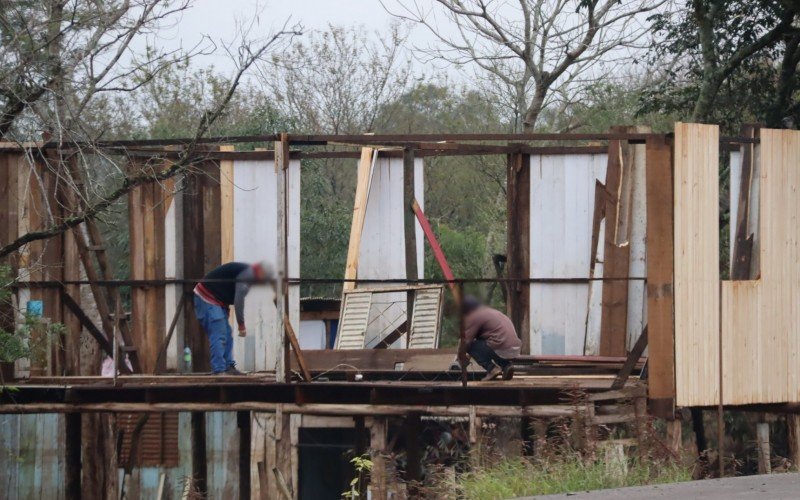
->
[432, 454, 691, 499]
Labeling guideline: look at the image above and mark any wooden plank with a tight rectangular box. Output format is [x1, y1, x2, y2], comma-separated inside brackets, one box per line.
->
[599, 127, 637, 356]
[673, 123, 720, 407]
[344, 147, 375, 291]
[220, 145, 235, 265]
[645, 135, 676, 415]
[507, 152, 531, 354]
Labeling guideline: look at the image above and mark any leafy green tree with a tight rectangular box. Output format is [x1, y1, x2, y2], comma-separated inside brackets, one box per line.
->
[642, 0, 800, 131]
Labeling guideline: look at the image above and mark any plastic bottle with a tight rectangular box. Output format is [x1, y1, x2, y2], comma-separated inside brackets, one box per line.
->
[183, 346, 192, 373]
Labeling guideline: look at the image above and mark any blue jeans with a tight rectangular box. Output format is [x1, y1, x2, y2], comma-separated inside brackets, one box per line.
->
[468, 338, 511, 372]
[194, 295, 235, 373]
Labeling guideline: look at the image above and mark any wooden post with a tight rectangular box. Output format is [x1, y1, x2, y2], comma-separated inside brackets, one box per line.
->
[369, 417, 388, 500]
[757, 420, 771, 474]
[0, 153, 19, 343]
[666, 419, 682, 457]
[238, 411, 252, 500]
[645, 135, 676, 418]
[65, 412, 82, 499]
[506, 150, 530, 353]
[129, 163, 167, 373]
[599, 126, 648, 356]
[403, 147, 418, 346]
[275, 134, 289, 382]
[788, 415, 800, 471]
[191, 412, 208, 496]
[404, 413, 422, 495]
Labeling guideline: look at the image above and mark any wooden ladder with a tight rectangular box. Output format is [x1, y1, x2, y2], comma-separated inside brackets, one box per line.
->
[55, 153, 141, 372]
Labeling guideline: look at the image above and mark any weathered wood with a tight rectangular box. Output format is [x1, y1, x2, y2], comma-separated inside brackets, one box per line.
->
[757, 421, 771, 474]
[284, 316, 311, 382]
[404, 413, 422, 495]
[611, 326, 648, 390]
[65, 412, 82, 499]
[154, 294, 186, 374]
[731, 125, 760, 280]
[788, 415, 800, 471]
[645, 135, 676, 416]
[666, 419, 682, 457]
[61, 291, 113, 357]
[506, 151, 531, 354]
[237, 410, 251, 500]
[369, 417, 388, 500]
[599, 126, 642, 356]
[373, 321, 408, 349]
[404, 147, 418, 347]
[275, 134, 290, 382]
[191, 411, 207, 496]
[344, 147, 375, 291]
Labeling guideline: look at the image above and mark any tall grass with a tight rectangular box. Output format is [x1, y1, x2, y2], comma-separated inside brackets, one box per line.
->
[428, 453, 691, 499]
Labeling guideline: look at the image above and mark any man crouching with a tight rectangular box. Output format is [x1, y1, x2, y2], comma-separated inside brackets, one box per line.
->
[460, 295, 521, 381]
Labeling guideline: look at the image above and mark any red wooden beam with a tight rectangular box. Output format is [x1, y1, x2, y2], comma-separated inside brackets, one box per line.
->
[411, 199, 456, 295]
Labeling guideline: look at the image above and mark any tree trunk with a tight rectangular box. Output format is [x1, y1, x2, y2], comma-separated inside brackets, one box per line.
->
[522, 85, 547, 132]
[766, 32, 800, 128]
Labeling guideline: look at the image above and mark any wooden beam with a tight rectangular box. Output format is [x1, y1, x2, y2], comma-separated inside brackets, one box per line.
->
[237, 410, 251, 500]
[275, 134, 290, 381]
[506, 151, 531, 354]
[344, 147, 375, 291]
[611, 326, 648, 390]
[412, 199, 457, 296]
[191, 412, 208, 496]
[65, 412, 82, 498]
[284, 316, 311, 382]
[61, 291, 113, 357]
[599, 126, 641, 356]
[373, 321, 408, 349]
[369, 417, 388, 500]
[645, 135, 676, 417]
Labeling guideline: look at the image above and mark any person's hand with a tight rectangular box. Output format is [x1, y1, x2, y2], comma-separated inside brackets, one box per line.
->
[238, 326, 247, 337]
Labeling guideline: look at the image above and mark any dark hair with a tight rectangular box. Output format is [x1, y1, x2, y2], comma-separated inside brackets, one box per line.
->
[461, 295, 481, 315]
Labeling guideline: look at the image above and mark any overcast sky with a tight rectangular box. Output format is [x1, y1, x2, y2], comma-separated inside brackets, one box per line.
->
[153, 0, 448, 75]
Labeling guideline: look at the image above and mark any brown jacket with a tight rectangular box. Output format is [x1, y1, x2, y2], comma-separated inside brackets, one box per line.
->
[464, 306, 521, 359]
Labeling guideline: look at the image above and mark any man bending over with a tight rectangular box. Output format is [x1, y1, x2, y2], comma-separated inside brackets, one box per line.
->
[194, 261, 274, 375]
[460, 295, 521, 381]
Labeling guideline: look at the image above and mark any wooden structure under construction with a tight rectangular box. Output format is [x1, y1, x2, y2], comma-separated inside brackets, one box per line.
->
[2, 125, 800, 498]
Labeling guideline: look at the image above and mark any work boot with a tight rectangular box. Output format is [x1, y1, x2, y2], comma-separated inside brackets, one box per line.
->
[225, 365, 246, 376]
[481, 366, 502, 381]
[502, 364, 514, 381]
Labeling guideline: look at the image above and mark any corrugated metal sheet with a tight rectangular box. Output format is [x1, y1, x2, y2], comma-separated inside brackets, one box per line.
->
[408, 286, 443, 348]
[336, 291, 372, 349]
[118, 412, 180, 467]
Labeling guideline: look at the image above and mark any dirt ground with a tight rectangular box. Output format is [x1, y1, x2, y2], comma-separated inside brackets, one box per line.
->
[525, 473, 800, 499]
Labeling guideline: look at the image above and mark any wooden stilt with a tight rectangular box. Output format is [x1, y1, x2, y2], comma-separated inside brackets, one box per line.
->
[757, 420, 771, 474]
[191, 412, 207, 496]
[788, 415, 800, 471]
[369, 417, 388, 500]
[238, 410, 252, 500]
[666, 419, 682, 458]
[65, 412, 82, 500]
